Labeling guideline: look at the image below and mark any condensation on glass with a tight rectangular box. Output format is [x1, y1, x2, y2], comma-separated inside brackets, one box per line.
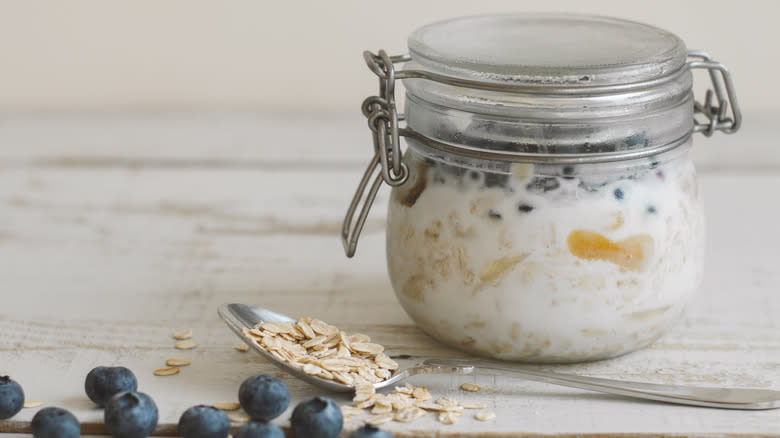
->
[342, 14, 741, 362]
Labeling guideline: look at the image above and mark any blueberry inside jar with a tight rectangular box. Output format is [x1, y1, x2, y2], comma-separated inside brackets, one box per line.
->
[343, 13, 740, 362]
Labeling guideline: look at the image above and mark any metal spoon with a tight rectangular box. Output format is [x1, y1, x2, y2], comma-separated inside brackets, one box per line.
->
[218, 303, 780, 410]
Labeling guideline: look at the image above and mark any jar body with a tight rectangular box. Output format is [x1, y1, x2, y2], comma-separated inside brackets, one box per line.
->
[386, 139, 704, 362]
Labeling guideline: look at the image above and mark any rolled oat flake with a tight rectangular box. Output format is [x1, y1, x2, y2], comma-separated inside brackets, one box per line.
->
[342, 14, 741, 362]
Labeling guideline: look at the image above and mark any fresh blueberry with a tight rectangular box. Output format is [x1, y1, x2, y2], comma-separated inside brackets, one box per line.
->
[234, 421, 285, 438]
[238, 375, 290, 422]
[647, 205, 657, 214]
[350, 424, 394, 438]
[104, 391, 158, 438]
[613, 188, 625, 200]
[526, 176, 560, 193]
[0, 376, 24, 420]
[517, 203, 534, 214]
[487, 209, 502, 220]
[31, 407, 80, 438]
[85, 366, 138, 407]
[178, 405, 230, 438]
[290, 396, 342, 438]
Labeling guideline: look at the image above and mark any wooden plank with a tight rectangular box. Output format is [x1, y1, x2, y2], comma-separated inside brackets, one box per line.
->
[0, 112, 777, 170]
[1, 163, 780, 435]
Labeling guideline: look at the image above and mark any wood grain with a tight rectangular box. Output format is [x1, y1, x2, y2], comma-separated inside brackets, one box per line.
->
[1, 115, 779, 436]
[0, 112, 777, 169]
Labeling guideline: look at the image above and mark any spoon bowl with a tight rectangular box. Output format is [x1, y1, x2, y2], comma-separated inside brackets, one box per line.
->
[218, 303, 356, 392]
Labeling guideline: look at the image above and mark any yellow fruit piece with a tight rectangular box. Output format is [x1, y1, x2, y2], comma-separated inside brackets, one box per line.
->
[567, 230, 653, 271]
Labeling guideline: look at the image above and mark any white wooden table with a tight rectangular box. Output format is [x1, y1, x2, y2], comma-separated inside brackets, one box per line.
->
[1, 113, 779, 437]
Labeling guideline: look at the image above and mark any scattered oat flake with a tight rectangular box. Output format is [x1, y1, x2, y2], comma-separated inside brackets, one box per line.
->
[244, 328, 264, 338]
[375, 354, 398, 370]
[310, 319, 339, 336]
[173, 329, 192, 340]
[365, 413, 394, 426]
[351, 342, 384, 355]
[349, 333, 371, 343]
[213, 401, 241, 411]
[460, 382, 481, 392]
[302, 363, 325, 376]
[415, 401, 444, 411]
[460, 401, 488, 410]
[341, 406, 365, 416]
[296, 320, 316, 339]
[320, 358, 350, 372]
[390, 398, 412, 411]
[257, 322, 281, 333]
[227, 412, 250, 423]
[438, 410, 461, 425]
[175, 339, 198, 350]
[233, 343, 249, 352]
[353, 398, 376, 410]
[394, 406, 427, 423]
[153, 366, 180, 376]
[394, 383, 415, 395]
[332, 371, 355, 386]
[475, 410, 496, 421]
[371, 403, 393, 415]
[166, 357, 191, 367]
[23, 400, 44, 408]
[353, 384, 376, 402]
[412, 386, 432, 401]
[434, 397, 459, 408]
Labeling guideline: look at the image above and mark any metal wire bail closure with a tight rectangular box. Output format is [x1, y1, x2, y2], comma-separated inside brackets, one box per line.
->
[688, 51, 742, 136]
[342, 51, 409, 257]
[341, 49, 742, 257]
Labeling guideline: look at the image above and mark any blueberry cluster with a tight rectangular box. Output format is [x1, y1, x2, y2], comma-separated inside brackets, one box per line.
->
[84, 366, 158, 438]
[1, 367, 160, 438]
[4, 368, 393, 438]
[177, 374, 369, 438]
[1, 376, 82, 438]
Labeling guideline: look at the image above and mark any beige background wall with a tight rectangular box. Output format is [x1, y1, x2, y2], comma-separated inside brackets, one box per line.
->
[0, 0, 774, 113]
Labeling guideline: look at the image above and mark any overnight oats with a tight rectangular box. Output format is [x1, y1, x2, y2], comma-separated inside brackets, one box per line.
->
[386, 141, 704, 361]
[342, 13, 741, 362]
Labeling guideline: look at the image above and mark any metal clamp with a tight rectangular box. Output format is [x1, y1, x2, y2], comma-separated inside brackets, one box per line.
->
[342, 51, 409, 257]
[688, 51, 742, 137]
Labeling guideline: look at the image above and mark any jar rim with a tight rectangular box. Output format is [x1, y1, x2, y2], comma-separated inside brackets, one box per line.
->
[408, 13, 688, 89]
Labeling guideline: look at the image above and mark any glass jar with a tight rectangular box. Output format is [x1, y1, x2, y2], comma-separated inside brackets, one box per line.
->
[342, 14, 741, 363]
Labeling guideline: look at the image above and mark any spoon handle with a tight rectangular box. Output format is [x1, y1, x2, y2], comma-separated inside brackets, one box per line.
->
[423, 358, 780, 410]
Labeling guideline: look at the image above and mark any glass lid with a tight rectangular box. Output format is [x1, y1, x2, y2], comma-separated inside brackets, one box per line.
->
[408, 13, 688, 87]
